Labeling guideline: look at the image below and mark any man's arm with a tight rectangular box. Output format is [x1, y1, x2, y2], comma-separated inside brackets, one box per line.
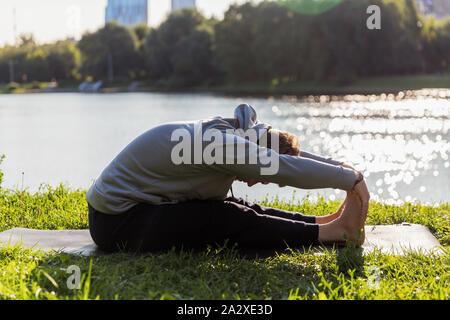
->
[300, 150, 344, 167]
[204, 135, 357, 191]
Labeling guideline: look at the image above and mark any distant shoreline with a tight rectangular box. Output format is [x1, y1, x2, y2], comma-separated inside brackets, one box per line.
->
[1, 74, 450, 97]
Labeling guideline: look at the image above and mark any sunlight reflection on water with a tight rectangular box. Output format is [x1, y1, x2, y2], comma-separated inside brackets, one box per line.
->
[264, 90, 449, 205]
[0, 91, 448, 205]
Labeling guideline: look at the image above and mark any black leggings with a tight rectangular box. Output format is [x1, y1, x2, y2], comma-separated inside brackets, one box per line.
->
[88, 197, 319, 253]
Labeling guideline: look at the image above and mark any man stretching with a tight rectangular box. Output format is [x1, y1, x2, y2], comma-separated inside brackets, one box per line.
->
[87, 104, 369, 252]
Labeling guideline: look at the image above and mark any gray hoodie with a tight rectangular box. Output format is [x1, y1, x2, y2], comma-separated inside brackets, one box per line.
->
[86, 104, 356, 215]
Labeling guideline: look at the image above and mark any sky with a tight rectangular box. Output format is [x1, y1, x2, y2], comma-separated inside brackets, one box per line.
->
[0, 0, 263, 46]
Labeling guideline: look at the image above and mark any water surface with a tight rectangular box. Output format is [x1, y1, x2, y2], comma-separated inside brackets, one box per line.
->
[0, 91, 448, 205]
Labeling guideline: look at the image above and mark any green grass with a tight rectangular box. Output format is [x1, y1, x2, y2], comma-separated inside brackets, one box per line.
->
[207, 74, 450, 96]
[2, 74, 450, 96]
[342, 74, 450, 92]
[0, 82, 53, 94]
[0, 184, 448, 300]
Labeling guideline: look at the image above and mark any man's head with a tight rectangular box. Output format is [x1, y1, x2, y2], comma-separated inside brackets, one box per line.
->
[266, 128, 301, 157]
[237, 129, 300, 187]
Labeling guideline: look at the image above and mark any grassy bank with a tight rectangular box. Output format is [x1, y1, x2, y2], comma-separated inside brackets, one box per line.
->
[0, 82, 54, 94]
[202, 74, 450, 97]
[1, 74, 450, 96]
[0, 184, 448, 300]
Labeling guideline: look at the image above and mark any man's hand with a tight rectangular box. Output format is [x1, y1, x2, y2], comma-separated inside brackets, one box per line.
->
[354, 179, 370, 223]
[341, 163, 370, 222]
[236, 177, 269, 187]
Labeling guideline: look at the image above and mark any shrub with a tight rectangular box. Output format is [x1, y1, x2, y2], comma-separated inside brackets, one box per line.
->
[7, 82, 19, 92]
[31, 81, 41, 89]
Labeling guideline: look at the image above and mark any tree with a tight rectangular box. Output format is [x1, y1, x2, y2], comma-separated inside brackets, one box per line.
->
[422, 17, 450, 73]
[78, 22, 138, 80]
[214, 3, 264, 82]
[24, 48, 50, 81]
[132, 24, 152, 79]
[1, 0, 449, 87]
[250, 2, 314, 81]
[133, 24, 151, 44]
[170, 28, 216, 86]
[0, 34, 36, 83]
[17, 34, 36, 47]
[143, 9, 218, 87]
[45, 41, 81, 80]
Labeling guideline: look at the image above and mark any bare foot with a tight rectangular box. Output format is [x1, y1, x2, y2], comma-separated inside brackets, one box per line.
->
[340, 191, 365, 245]
[318, 191, 365, 246]
[348, 190, 365, 245]
[315, 194, 347, 224]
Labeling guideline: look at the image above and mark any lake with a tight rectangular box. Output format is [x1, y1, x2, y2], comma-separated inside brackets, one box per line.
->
[0, 91, 449, 205]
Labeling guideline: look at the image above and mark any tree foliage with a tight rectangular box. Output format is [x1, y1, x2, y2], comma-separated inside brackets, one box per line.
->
[0, 39, 80, 83]
[0, 0, 449, 87]
[78, 22, 139, 81]
[142, 9, 217, 87]
[213, 0, 448, 84]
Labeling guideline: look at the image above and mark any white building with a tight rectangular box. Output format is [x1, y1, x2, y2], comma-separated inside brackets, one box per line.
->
[105, 0, 148, 27]
[171, 0, 196, 12]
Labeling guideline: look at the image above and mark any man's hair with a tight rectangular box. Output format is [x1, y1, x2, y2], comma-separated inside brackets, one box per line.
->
[266, 129, 300, 156]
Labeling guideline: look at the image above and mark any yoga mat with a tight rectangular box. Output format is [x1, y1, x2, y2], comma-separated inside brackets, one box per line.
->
[0, 228, 103, 256]
[0, 223, 443, 257]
